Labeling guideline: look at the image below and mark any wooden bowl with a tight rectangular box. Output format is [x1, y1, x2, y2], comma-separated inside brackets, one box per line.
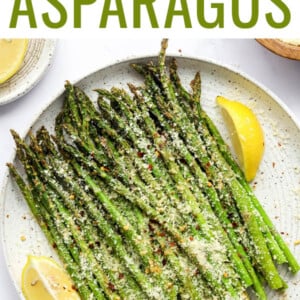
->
[257, 39, 300, 60]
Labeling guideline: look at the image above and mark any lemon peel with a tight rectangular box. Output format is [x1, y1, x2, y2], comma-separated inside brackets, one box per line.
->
[216, 95, 264, 182]
[0, 39, 28, 84]
[22, 255, 80, 300]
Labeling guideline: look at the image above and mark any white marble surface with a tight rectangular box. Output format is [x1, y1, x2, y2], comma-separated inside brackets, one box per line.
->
[0, 39, 300, 299]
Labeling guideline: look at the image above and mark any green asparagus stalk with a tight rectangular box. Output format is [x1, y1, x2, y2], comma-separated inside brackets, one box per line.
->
[169, 59, 287, 266]
[130, 46, 285, 290]
[170, 57, 299, 274]
[34, 128, 173, 299]
[7, 163, 96, 300]
[32, 128, 148, 299]
[57, 89, 226, 298]
[94, 88, 249, 297]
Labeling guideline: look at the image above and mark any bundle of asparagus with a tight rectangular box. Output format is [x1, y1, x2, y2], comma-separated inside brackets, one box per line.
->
[8, 40, 299, 299]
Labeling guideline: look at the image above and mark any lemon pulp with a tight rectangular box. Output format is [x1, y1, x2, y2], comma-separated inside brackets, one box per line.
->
[22, 255, 80, 300]
[216, 95, 264, 182]
[0, 39, 28, 84]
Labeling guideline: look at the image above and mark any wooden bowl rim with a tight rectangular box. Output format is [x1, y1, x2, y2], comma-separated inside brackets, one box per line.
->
[257, 39, 300, 60]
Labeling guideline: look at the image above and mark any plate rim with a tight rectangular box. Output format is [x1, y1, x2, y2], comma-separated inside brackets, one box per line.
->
[1, 53, 300, 299]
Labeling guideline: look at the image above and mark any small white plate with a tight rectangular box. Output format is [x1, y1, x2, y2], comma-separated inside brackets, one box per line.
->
[0, 39, 56, 106]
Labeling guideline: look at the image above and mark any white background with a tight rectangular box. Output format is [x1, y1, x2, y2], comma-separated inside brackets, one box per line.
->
[0, 38, 300, 298]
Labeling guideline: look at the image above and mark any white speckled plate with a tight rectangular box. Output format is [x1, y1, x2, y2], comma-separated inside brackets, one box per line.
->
[0, 39, 56, 106]
[1, 56, 299, 299]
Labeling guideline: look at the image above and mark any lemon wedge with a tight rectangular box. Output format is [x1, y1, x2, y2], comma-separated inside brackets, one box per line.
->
[22, 255, 80, 300]
[0, 39, 28, 84]
[216, 95, 264, 182]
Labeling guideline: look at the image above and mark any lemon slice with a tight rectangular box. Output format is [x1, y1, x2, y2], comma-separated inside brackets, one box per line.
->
[22, 255, 80, 300]
[0, 39, 28, 84]
[216, 95, 264, 182]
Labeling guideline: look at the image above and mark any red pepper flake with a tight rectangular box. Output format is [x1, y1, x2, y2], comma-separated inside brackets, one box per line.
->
[169, 242, 176, 247]
[148, 164, 153, 171]
[108, 282, 116, 291]
[137, 151, 144, 158]
[118, 273, 125, 279]
[189, 236, 194, 241]
[278, 142, 282, 147]
[159, 232, 166, 237]
[231, 222, 238, 228]
[72, 285, 78, 291]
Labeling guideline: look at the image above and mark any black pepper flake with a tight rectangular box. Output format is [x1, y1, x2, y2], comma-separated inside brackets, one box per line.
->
[179, 158, 187, 164]
[162, 258, 167, 266]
